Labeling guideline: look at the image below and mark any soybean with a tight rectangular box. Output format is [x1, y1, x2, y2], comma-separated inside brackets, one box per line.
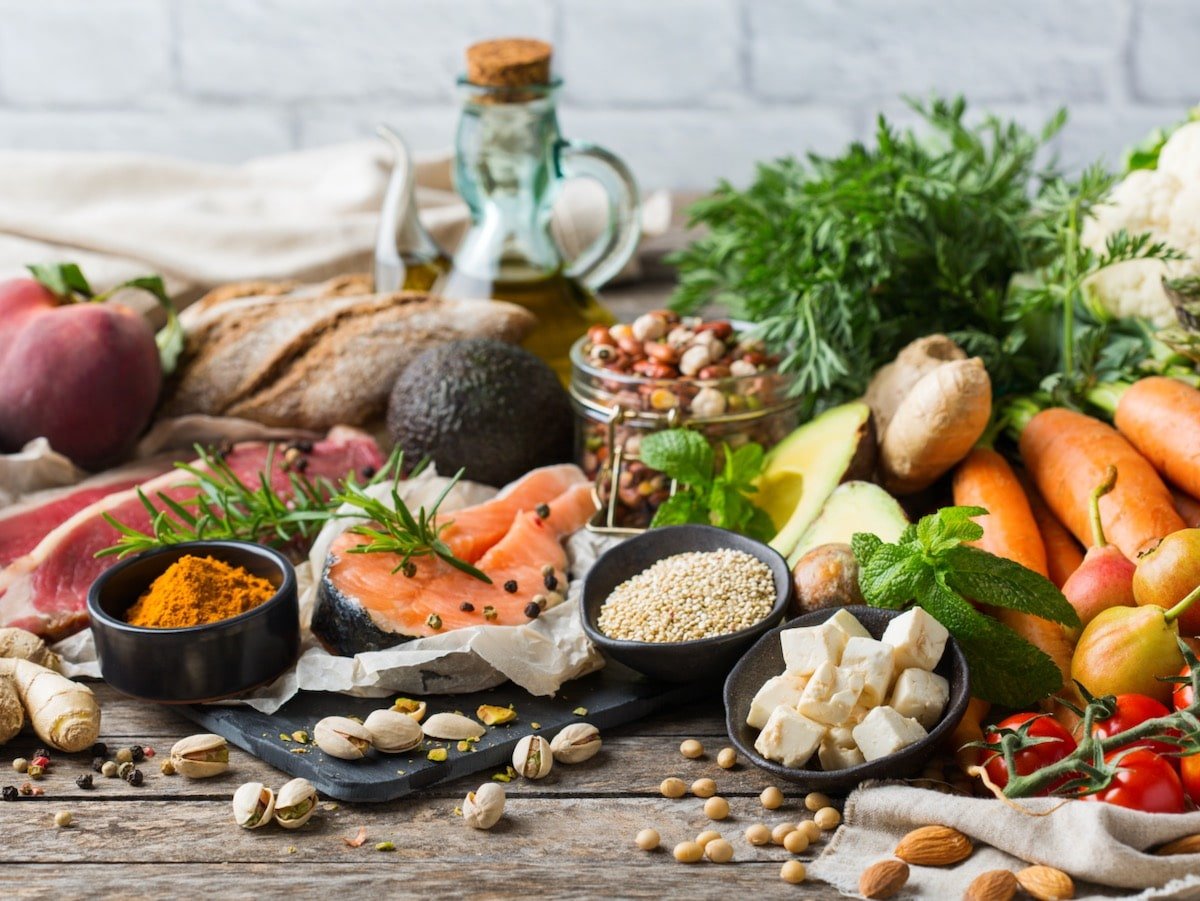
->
[804, 792, 831, 812]
[783, 830, 809, 854]
[691, 777, 717, 799]
[760, 785, 784, 809]
[660, 777, 687, 799]
[704, 796, 730, 821]
[705, 838, 734, 864]
[814, 807, 841, 830]
[717, 747, 737, 769]
[745, 823, 771, 846]
[781, 860, 807, 884]
[635, 828, 660, 851]
[680, 739, 704, 759]
[673, 841, 704, 864]
[695, 829, 721, 847]
[771, 822, 796, 845]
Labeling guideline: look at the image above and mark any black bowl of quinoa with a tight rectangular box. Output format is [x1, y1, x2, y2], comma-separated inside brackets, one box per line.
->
[581, 525, 793, 683]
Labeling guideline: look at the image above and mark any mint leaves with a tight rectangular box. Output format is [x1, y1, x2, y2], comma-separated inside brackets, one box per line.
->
[639, 429, 775, 542]
[853, 506, 1080, 708]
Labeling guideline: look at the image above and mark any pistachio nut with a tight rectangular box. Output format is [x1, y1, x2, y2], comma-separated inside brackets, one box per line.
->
[362, 709, 423, 754]
[422, 712, 486, 741]
[274, 777, 318, 829]
[313, 716, 373, 760]
[462, 782, 506, 830]
[512, 734, 553, 780]
[476, 704, 518, 726]
[390, 697, 427, 723]
[550, 722, 602, 764]
[170, 733, 230, 779]
[232, 782, 275, 829]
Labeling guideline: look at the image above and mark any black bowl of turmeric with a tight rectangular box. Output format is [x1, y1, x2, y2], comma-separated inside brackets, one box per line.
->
[87, 540, 299, 703]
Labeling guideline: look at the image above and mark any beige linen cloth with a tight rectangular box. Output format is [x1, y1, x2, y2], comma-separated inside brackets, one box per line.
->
[811, 782, 1200, 899]
[0, 141, 671, 306]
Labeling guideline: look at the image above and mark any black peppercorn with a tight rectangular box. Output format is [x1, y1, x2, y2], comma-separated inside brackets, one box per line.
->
[503, 580, 518, 593]
[128, 746, 145, 763]
[524, 602, 541, 619]
[1, 786, 16, 802]
[32, 749, 49, 761]
[459, 602, 475, 612]
[75, 774, 94, 790]
[401, 561, 417, 578]
[535, 503, 550, 519]
[543, 573, 558, 591]
[90, 742, 107, 758]
[91, 757, 105, 773]
[125, 768, 144, 786]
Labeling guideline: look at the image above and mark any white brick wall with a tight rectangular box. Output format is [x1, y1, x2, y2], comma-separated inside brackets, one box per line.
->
[0, 0, 1194, 186]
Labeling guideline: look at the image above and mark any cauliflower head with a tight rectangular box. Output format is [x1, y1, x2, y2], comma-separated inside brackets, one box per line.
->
[1084, 121, 1200, 325]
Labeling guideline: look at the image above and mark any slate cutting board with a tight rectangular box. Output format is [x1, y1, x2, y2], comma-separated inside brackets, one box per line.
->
[176, 664, 705, 803]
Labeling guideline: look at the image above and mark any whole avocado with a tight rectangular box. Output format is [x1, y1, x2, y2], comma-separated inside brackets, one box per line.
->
[387, 338, 573, 487]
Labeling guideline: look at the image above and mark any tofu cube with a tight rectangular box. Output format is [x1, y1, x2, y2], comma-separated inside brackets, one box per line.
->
[827, 608, 872, 641]
[889, 667, 950, 730]
[797, 662, 865, 725]
[747, 672, 809, 730]
[754, 706, 825, 768]
[847, 704, 871, 725]
[819, 737, 866, 771]
[881, 607, 950, 672]
[840, 636, 895, 707]
[781, 622, 847, 675]
[827, 724, 857, 748]
[852, 706, 928, 761]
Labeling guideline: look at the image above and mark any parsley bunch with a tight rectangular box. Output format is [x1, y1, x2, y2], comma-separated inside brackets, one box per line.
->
[853, 506, 1080, 708]
[638, 429, 775, 542]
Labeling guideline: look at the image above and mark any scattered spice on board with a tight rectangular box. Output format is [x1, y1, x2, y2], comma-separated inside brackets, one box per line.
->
[125, 555, 276, 628]
[597, 549, 775, 642]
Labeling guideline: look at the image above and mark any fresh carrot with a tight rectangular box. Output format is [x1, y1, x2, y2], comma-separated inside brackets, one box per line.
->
[950, 697, 991, 772]
[951, 447, 1078, 732]
[1021, 475, 1085, 589]
[1098, 376, 1200, 501]
[1173, 488, 1200, 528]
[1017, 406, 1185, 559]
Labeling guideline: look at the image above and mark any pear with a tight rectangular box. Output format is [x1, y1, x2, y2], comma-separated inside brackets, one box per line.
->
[1071, 582, 1200, 704]
[1134, 528, 1200, 636]
[1061, 467, 1136, 636]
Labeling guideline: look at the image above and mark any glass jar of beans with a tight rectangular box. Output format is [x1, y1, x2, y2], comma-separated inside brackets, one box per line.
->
[569, 312, 803, 531]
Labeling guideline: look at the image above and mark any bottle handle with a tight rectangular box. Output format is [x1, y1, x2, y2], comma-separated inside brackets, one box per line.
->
[557, 140, 642, 291]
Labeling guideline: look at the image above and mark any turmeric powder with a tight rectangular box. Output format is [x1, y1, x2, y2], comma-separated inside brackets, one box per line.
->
[125, 555, 276, 629]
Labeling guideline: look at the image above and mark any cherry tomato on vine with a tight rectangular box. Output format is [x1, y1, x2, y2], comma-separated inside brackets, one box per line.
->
[1174, 664, 1194, 712]
[1083, 749, 1185, 814]
[1182, 754, 1200, 807]
[1089, 694, 1180, 763]
[983, 712, 1077, 792]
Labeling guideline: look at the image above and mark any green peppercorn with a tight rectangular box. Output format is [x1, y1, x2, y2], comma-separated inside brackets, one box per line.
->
[117, 761, 134, 779]
[101, 761, 118, 778]
[115, 748, 133, 764]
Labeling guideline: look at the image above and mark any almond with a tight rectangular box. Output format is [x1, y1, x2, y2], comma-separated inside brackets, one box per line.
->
[859, 859, 909, 899]
[894, 824, 974, 866]
[964, 869, 1018, 901]
[1156, 833, 1200, 856]
[1016, 865, 1075, 900]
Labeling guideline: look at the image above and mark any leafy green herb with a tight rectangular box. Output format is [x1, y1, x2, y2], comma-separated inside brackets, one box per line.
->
[336, 469, 491, 583]
[853, 506, 1080, 708]
[1123, 105, 1200, 173]
[26, 263, 185, 375]
[97, 446, 404, 559]
[639, 429, 774, 542]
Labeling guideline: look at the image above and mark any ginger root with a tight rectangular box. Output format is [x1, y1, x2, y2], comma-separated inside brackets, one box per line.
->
[0, 627, 99, 752]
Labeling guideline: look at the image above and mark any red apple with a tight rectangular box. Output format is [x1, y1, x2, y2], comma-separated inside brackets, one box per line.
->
[0, 267, 165, 469]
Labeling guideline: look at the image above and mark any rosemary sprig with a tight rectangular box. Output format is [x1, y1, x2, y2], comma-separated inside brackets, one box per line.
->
[96, 444, 404, 559]
[336, 468, 492, 584]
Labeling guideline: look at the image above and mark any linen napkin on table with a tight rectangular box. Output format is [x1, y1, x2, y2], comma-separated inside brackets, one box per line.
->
[809, 782, 1200, 899]
[0, 142, 671, 308]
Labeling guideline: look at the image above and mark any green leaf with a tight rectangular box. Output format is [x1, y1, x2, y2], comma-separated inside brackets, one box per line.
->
[743, 505, 777, 544]
[942, 545, 1081, 628]
[858, 544, 933, 609]
[639, 429, 714, 488]
[725, 442, 765, 489]
[649, 492, 706, 528]
[26, 262, 93, 301]
[914, 506, 986, 555]
[97, 275, 183, 376]
[850, 531, 883, 566]
[920, 576, 1064, 707]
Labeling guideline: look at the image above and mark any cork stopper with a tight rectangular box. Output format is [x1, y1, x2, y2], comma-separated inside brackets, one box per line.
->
[466, 38, 552, 89]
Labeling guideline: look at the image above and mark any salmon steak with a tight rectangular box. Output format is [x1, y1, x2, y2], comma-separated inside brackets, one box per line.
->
[312, 465, 597, 655]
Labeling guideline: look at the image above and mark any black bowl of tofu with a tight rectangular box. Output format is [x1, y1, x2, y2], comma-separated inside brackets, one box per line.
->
[723, 605, 969, 792]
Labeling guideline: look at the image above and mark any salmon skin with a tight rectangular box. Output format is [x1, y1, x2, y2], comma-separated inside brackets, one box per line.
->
[312, 468, 596, 655]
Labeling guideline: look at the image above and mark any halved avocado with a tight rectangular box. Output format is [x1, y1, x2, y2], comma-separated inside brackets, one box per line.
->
[761, 402, 876, 560]
[787, 480, 908, 567]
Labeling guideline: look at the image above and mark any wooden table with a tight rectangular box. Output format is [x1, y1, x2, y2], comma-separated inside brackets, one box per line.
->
[5, 682, 843, 899]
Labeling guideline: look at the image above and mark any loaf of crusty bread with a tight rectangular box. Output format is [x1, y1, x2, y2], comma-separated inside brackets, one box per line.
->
[162, 276, 536, 429]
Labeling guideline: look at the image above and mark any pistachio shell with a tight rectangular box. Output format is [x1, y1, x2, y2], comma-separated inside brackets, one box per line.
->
[232, 782, 275, 829]
[422, 712, 486, 741]
[363, 709, 423, 753]
[274, 777, 317, 829]
[170, 733, 229, 778]
[550, 722, 602, 764]
[462, 782, 506, 829]
[313, 716, 373, 760]
[512, 734, 553, 779]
